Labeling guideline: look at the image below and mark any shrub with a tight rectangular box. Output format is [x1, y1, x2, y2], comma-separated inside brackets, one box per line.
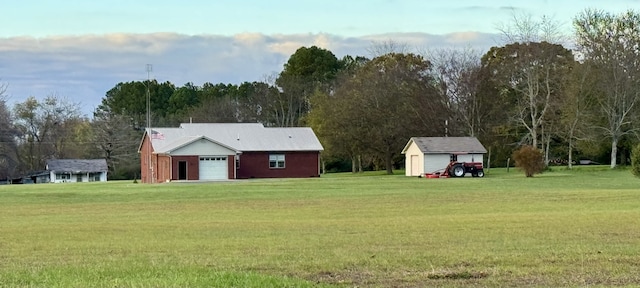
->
[631, 143, 640, 178]
[512, 145, 545, 177]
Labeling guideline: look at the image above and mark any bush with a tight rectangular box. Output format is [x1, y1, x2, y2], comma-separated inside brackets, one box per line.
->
[631, 143, 640, 178]
[512, 145, 545, 177]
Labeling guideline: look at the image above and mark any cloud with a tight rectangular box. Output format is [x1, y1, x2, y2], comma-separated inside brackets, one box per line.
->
[0, 32, 498, 116]
[500, 6, 520, 11]
[458, 5, 522, 12]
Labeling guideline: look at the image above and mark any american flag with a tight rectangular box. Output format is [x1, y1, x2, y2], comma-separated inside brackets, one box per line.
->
[150, 130, 164, 140]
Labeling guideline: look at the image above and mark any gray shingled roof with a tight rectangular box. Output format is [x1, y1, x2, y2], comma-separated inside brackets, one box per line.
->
[404, 137, 487, 154]
[145, 123, 324, 154]
[46, 159, 108, 173]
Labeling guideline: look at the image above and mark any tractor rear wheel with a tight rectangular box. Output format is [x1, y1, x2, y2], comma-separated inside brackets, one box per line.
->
[451, 164, 465, 177]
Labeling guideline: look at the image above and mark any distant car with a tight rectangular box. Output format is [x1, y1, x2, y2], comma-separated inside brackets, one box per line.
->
[579, 160, 600, 165]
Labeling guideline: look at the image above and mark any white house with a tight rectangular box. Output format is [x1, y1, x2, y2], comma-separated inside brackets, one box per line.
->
[401, 137, 487, 176]
[46, 159, 108, 183]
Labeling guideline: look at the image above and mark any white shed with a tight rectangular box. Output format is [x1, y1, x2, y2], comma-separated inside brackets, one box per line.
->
[401, 137, 487, 176]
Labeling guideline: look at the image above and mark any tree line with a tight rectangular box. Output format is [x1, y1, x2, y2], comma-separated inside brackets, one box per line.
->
[1, 9, 639, 179]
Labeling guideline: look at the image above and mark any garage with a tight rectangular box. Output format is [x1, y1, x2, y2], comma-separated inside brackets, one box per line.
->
[199, 156, 228, 180]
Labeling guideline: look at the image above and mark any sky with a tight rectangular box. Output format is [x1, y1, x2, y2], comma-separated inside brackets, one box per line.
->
[1, 0, 638, 116]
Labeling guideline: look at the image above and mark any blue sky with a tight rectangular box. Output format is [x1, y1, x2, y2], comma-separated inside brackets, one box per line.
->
[5, 0, 638, 37]
[1, 1, 639, 116]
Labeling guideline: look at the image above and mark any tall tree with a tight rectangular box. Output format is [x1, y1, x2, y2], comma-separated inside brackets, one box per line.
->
[559, 62, 596, 169]
[13, 97, 40, 172]
[310, 53, 447, 174]
[574, 9, 640, 168]
[187, 83, 240, 123]
[100, 80, 175, 129]
[168, 82, 200, 118]
[497, 12, 565, 44]
[13, 95, 83, 173]
[367, 40, 410, 57]
[307, 55, 370, 172]
[235, 81, 281, 124]
[481, 42, 574, 151]
[0, 85, 19, 180]
[275, 46, 342, 127]
[429, 48, 492, 138]
[308, 80, 366, 173]
[92, 107, 141, 179]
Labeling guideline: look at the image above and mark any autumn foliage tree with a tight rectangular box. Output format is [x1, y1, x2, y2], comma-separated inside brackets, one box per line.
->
[512, 145, 545, 177]
[482, 42, 574, 151]
[0, 85, 19, 180]
[13, 95, 84, 172]
[574, 9, 640, 168]
[308, 53, 447, 174]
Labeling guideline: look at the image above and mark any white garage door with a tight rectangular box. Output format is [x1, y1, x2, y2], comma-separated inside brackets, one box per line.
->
[199, 156, 228, 180]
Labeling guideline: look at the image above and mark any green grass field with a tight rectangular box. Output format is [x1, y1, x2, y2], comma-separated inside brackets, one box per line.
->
[1, 167, 639, 287]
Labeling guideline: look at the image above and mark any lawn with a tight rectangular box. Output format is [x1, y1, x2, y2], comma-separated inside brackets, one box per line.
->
[1, 167, 639, 287]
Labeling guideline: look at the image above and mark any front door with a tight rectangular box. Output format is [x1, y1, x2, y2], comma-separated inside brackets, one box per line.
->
[178, 161, 187, 180]
[411, 155, 420, 176]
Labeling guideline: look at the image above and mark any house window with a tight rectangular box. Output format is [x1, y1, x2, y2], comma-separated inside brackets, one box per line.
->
[55, 173, 69, 180]
[89, 173, 101, 182]
[269, 154, 285, 168]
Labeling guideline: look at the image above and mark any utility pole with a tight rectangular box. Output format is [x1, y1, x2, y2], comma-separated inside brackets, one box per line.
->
[146, 64, 153, 183]
[146, 64, 152, 129]
[445, 120, 448, 137]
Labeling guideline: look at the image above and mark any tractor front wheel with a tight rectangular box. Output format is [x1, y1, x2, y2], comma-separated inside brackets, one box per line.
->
[451, 164, 465, 177]
[477, 170, 485, 178]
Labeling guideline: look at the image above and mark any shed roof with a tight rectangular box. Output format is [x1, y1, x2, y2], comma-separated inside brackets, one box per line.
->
[402, 137, 487, 154]
[144, 123, 324, 154]
[46, 159, 108, 173]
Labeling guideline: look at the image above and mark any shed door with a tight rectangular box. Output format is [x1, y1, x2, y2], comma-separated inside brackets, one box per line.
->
[199, 156, 228, 180]
[411, 155, 420, 176]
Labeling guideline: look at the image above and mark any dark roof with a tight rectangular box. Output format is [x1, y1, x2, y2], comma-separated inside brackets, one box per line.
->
[404, 137, 487, 154]
[46, 159, 108, 173]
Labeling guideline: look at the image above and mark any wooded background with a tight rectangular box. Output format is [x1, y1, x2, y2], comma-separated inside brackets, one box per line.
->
[1, 10, 638, 179]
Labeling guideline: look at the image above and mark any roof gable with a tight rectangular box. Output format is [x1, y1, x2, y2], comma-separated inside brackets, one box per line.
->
[402, 137, 487, 154]
[164, 135, 239, 155]
[46, 159, 108, 172]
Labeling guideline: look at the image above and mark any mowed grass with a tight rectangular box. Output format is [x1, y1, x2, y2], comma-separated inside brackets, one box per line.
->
[1, 167, 640, 287]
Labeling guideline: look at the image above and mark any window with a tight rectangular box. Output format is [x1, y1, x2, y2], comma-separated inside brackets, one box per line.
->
[55, 173, 70, 180]
[269, 154, 285, 168]
[200, 157, 227, 161]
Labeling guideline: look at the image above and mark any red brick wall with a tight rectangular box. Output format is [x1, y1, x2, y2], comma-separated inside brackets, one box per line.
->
[171, 156, 199, 180]
[142, 136, 319, 181]
[140, 135, 152, 183]
[157, 155, 171, 183]
[237, 151, 320, 178]
[228, 155, 235, 179]
[140, 135, 172, 183]
[151, 154, 159, 183]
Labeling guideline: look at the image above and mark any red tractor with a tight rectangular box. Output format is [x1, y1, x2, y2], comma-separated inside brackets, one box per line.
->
[424, 154, 485, 178]
[443, 161, 484, 177]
